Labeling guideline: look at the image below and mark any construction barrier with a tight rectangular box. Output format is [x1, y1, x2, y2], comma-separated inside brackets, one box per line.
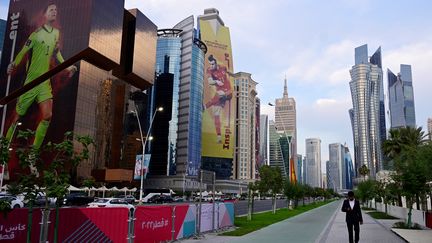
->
[0, 202, 234, 242]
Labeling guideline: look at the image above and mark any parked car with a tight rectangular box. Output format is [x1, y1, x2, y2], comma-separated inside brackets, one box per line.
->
[88, 198, 134, 210]
[115, 195, 136, 204]
[148, 195, 174, 204]
[63, 192, 94, 206]
[0, 195, 24, 209]
[34, 193, 57, 207]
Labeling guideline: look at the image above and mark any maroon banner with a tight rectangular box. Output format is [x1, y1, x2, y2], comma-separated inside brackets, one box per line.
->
[48, 207, 129, 243]
[134, 205, 173, 243]
[0, 208, 46, 243]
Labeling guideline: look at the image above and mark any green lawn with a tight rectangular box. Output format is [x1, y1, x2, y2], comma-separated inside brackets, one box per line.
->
[221, 200, 333, 236]
[367, 211, 398, 219]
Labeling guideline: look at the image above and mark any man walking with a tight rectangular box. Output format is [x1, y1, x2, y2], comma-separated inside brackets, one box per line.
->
[342, 191, 363, 243]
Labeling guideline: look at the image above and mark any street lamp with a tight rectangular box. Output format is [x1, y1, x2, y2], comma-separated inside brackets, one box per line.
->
[0, 122, 22, 191]
[134, 106, 163, 204]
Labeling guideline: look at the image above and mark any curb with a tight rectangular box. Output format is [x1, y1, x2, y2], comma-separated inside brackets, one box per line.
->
[390, 229, 410, 243]
[366, 212, 409, 243]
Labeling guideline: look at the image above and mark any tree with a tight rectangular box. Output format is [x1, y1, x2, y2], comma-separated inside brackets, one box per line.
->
[383, 126, 431, 228]
[9, 130, 93, 243]
[247, 182, 259, 221]
[283, 181, 296, 209]
[256, 166, 284, 214]
[358, 164, 370, 181]
[356, 180, 376, 207]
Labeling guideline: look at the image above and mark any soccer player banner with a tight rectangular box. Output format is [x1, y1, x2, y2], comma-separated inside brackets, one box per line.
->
[0, 0, 124, 180]
[134, 154, 151, 180]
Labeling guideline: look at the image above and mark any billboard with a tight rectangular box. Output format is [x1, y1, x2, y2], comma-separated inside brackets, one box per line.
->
[134, 154, 151, 180]
[199, 19, 235, 159]
[0, 0, 124, 179]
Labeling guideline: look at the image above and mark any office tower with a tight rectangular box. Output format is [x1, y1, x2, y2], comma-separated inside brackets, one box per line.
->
[296, 154, 303, 184]
[322, 173, 327, 189]
[275, 77, 297, 158]
[326, 161, 334, 190]
[199, 9, 236, 179]
[388, 64, 416, 128]
[0, 1, 157, 182]
[344, 145, 354, 189]
[233, 72, 258, 180]
[259, 115, 269, 166]
[428, 118, 432, 140]
[255, 97, 261, 178]
[349, 44, 385, 178]
[0, 19, 5, 64]
[269, 120, 289, 178]
[305, 138, 321, 187]
[328, 143, 348, 191]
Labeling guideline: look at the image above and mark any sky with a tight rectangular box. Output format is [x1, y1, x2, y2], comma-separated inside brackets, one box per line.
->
[1, 0, 431, 171]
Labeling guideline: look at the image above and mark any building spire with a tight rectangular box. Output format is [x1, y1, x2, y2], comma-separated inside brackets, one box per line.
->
[283, 75, 288, 98]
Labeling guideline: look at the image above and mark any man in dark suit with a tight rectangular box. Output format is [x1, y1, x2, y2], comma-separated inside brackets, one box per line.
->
[341, 191, 363, 243]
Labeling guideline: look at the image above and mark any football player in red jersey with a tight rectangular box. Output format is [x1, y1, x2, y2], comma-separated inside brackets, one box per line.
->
[203, 54, 233, 143]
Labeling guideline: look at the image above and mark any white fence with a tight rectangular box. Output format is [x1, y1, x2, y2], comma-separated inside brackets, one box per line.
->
[375, 202, 426, 227]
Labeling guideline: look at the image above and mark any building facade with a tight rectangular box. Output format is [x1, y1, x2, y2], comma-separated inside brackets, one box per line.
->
[233, 72, 258, 180]
[275, 77, 297, 181]
[428, 118, 432, 140]
[344, 146, 354, 189]
[388, 64, 416, 129]
[305, 138, 321, 188]
[296, 154, 303, 184]
[171, 16, 207, 179]
[259, 114, 269, 166]
[199, 8, 236, 179]
[349, 44, 385, 178]
[269, 120, 289, 178]
[0, 19, 5, 64]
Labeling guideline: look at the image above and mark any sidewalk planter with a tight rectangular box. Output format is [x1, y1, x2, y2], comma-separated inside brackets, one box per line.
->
[375, 202, 427, 227]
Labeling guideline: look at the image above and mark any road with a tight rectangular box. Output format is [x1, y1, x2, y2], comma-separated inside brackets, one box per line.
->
[234, 198, 311, 216]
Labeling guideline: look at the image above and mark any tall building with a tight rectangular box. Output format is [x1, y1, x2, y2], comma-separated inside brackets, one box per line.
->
[0, 19, 6, 64]
[171, 17, 207, 178]
[259, 114, 268, 167]
[255, 97, 261, 178]
[233, 72, 258, 180]
[344, 145, 354, 189]
[296, 154, 303, 184]
[305, 138, 321, 188]
[349, 44, 385, 178]
[269, 120, 289, 178]
[0, 1, 157, 183]
[388, 64, 416, 128]
[199, 9, 236, 179]
[275, 77, 297, 181]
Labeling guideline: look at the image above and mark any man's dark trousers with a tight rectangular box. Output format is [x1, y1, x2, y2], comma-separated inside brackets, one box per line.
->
[347, 221, 359, 243]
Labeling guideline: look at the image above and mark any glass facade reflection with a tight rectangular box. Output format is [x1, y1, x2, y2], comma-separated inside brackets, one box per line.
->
[388, 64, 416, 128]
[155, 31, 182, 175]
[349, 44, 385, 178]
[0, 19, 5, 63]
[269, 120, 288, 178]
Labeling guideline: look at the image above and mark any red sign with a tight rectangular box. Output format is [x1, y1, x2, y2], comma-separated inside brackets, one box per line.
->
[134, 205, 173, 243]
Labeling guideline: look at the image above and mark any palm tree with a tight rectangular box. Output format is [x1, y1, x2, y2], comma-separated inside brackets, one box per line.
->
[358, 164, 370, 181]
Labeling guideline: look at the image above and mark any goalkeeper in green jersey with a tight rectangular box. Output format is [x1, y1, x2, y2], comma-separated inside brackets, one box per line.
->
[6, 3, 77, 157]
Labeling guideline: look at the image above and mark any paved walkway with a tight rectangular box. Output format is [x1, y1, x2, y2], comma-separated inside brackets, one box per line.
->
[180, 200, 432, 243]
[319, 204, 405, 243]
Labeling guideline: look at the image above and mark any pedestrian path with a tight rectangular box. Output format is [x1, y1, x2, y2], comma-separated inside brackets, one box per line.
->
[318, 202, 404, 243]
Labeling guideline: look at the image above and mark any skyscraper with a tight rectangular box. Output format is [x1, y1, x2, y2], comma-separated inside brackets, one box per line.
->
[328, 143, 344, 191]
[199, 8, 236, 179]
[172, 16, 207, 178]
[275, 77, 297, 181]
[269, 120, 289, 178]
[0, 19, 6, 64]
[233, 72, 258, 180]
[388, 64, 416, 128]
[349, 44, 385, 178]
[305, 138, 321, 188]
[296, 154, 303, 184]
[259, 114, 268, 166]
[344, 145, 354, 189]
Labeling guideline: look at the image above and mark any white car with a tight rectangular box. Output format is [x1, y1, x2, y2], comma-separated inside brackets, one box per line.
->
[0, 195, 24, 209]
[88, 198, 134, 210]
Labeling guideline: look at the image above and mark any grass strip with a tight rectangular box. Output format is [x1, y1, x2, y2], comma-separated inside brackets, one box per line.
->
[367, 211, 398, 219]
[221, 200, 333, 236]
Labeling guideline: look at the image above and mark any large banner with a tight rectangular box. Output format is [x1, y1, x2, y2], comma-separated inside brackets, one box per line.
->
[134, 205, 173, 243]
[0, 0, 124, 180]
[134, 154, 150, 180]
[199, 19, 235, 159]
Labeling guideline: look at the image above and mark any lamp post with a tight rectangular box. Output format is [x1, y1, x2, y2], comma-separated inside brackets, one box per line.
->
[134, 106, 163, 204]
[0, 122, 22, 191]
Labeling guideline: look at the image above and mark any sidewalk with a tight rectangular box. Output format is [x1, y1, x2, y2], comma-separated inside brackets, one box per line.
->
[318, 204, 405, 243]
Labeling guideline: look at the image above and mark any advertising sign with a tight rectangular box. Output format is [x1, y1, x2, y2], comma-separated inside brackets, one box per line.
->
[0, 0, 124, 180]
[199, 19, 235, 159]
[134, 154, 151, 180]
[134, 206, 173, 243]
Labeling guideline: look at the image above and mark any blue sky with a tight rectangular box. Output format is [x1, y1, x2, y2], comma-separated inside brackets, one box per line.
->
[1, 0, 431, 168]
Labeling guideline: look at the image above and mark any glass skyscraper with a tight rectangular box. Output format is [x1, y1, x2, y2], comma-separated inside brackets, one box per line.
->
[154, 29, 182, 175]
[388, 64, 416, 128]
[269, 120, 289, 178]
[305, 138, 322, 188]
[349, 44, 385, 178]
